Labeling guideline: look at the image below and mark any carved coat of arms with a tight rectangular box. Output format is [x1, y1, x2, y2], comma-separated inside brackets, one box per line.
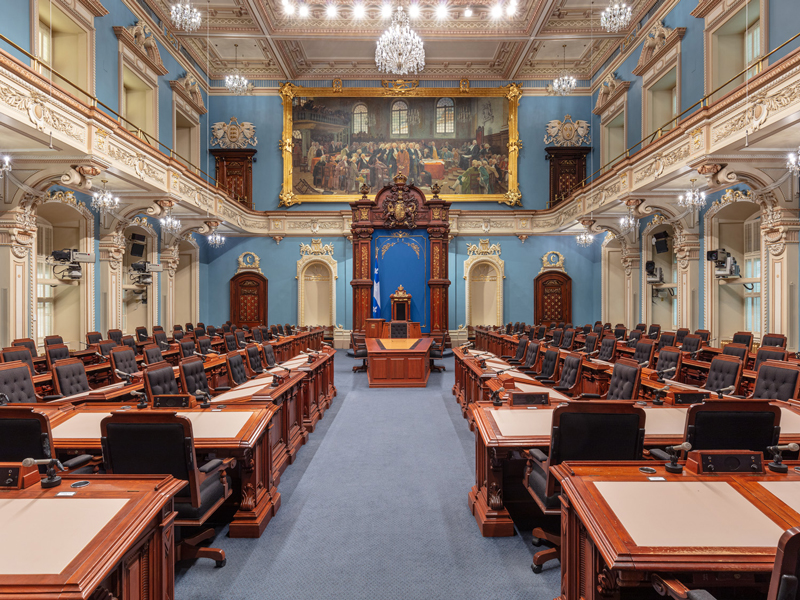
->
[544, 114, 591, 147]
[210, 116, 258, 149]
[382, 173, 418, 229]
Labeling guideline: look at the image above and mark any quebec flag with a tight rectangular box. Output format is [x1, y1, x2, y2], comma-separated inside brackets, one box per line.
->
[372, 266, 381, 318]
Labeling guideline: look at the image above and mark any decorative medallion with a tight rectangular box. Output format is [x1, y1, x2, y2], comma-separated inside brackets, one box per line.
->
[544, 115, 591, 147]
[210, 116, 258, 149]
[392, 285, 410, 297]
[236, 251, 262, 274]
[539, 251, 566, 273]
[382, 172, 418, 229]
[300, 239, 334, 256]
[467, 239, 501, 256]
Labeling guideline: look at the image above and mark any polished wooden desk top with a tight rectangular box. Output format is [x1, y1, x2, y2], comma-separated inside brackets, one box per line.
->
[0, 474, 184, 595]
[366, 338, 433, 353]
[554, 462, 800, 573]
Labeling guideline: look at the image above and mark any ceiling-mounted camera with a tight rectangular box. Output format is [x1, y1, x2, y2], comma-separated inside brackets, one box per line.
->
[129, 261, 163, 285]
[645, 260, 663, 284]
[47, 249, 95, 281]
[707, 248, 740, 279]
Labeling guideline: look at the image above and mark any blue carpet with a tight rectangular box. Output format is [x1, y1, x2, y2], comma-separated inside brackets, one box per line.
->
[175, 351, 560, 599]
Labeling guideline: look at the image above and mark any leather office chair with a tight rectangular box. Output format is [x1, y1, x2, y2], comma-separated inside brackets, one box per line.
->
[550, 328, 564, 348]
[626, 329, 643, 348]
[580, 333, 599, 354]
[538, 352, 583, 397]
[142, 344, 164, 365]
[224, 333, 237, 352]
[226, 351, 253, 386]
[45, 344, 70, 370]
[153, 330, 169, 351]
[234, 330, 247, 349]
[222, 324, 231, 333]
[109, 347, 139, 383]
[0, 407, 92, 471]
[179, 356, 228, 397]
[203, 325, 215, 338]
[262, 344, 277, 368]
[596, 337, 617, 362]
[260, 326, 272, 341]
[100, 411, 233, 568]
[502, 336, 528, 363]
[534, 348, 560, 382]
[277, 325, 285, 335]
[613, 325, 626, 341]
[754, 347, 788, 373]
[152, 326, 164, 333]
[351, 332, 368, 373]
[517, 342, 540, 374]
[703, 355, 743, 396]
[12, 338, 39, 358]
[285, 324, 293, 335]
[245, 344, 268, 375]
[534, 325, 546, 340]
[180, 340, 197, 358]
[96, 340, 118, 357]
[185, 323, 194, 332]
[251, 327, 263, 343]
[761, 333, 788, 349]
[564, 322, 573, 331]
[121, 335, 138, 354]
[731, 331, 754, 352]
[230, 324, 238, 333]
[0, 347, 36, 378]
[722, 342, 749, 364]
[174, 325, 184, 332]
[44, 335, 63, 347]
[739, 361, 800, 402]
[51, 358, 91, 399]
[632, 339, 656, 368]
[635, 323, 646, 332]
[654, 347, 682, 381]
[86, 331, 102, 345]
[647, 324, 661, 340]
[578, 358, 642, 400]
[430, 333, 446, 373]
[196, 336, 217, 356]
[657, 332, 676, 351]
[0, 362, 49, 403]
[390, 322, 408, 338]
[582, 324, 592, 334]
[592, 323, 603, 335]
[135, 327, 150, 343]
[196, 322, 205, 330]
[681, 334, 703, 357]
[141, 362, 193, 407]
[559, 329, 576, 351]
[694, 329, 711, 343]
[524, 402, 646, 573]
[603, 323, 611, 331]
[195, 326, 206, 339]
[675, 328, 690, 344]
[172, 329, 185, 341]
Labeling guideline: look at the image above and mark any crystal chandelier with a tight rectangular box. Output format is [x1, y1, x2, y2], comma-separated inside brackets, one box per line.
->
[375, 7, 425, 76]
[619, 205, 638, 235]
[171, 1, 202, 32]
[576, 223, 595, 247]
[208, 231, 225, 249]
[225, 44, 249, 95]
[0, 156, 11, 179]
[552, 45, 577, 96]
[600, 1, 632, 33]
[91, 179, 119, 217]
[160, 202, 182, 235]
[787, 148, 800, 176]
[678, 178, 706, 210]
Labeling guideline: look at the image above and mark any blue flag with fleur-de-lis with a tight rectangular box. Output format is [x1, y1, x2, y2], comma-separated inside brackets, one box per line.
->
[372, 266, 381, 318]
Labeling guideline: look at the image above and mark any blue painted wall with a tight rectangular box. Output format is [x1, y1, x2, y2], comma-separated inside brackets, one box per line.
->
[1, 0, 31, 61]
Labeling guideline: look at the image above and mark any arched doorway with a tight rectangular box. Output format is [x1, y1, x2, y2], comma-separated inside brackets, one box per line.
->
[534, 271, 572, 324]
[230, 272, 268, 328]
[298, 261, 335, 326]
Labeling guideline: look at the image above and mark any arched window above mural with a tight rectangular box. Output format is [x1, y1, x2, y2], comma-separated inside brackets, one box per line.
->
[352, 103, 368, 135]
[435, 98, 454, 135]
[391, 100, 408, 136]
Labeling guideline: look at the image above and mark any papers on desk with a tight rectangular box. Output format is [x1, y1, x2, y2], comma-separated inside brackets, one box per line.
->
[0, 498, 129, 574]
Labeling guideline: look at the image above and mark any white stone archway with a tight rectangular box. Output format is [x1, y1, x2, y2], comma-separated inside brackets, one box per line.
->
[296, 239, 337, 327]
[464, 240, 504, 327]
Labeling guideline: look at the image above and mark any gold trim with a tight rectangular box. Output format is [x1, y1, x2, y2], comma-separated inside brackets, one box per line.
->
[278, 82, 522, 207]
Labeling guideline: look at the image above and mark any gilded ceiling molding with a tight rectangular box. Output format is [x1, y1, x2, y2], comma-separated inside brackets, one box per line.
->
[632, 22, 686, 77]
[113, 22, 168, 76]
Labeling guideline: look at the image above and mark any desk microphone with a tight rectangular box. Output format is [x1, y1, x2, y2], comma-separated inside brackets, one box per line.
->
[715, 385, 735, 399]
[653, 383, 670, 406]
[656, 366, 676, 383]
[94, 352, 109, 362]
[193, 351, 208, 362]
[78, 341, 92, 348]
[584, 350, 599, 362]
[159, 341, 170, 349]
[114, 369, 135, 385]
[638, 361, 650, 368]
[131, 389, 148, 409]
[271, 367, 290, 387]
[768, 443, 800, 473]
[663, 442, 692, 474]
[22, 457, 64, 488]
[0, 392, 8, 405]
[194, 390, 212, 409]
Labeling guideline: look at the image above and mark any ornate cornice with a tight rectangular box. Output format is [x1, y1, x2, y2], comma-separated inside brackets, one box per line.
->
[632, 22, 686, 77]
[593, 74, 631, 116]
[169, 74, 207, 115]
[113, 22, 168, 76]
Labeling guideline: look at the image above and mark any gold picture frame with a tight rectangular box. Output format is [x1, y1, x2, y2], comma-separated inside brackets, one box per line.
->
[278, 80, 523, 207]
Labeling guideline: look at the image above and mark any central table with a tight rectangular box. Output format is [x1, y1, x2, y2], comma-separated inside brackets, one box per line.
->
[366, 338, 433, 388]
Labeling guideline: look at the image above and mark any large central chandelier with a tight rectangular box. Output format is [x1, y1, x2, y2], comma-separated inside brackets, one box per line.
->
[375, 7, 425, 76]
[225, 44, 250, 95]
[91, 179, 119, 217]
[600, 1, 632, 33]
[171, 1, 201, 32]
[552, 44, 577, 96]
[619, 204, 638, 235]
[678, 178, 706, 210]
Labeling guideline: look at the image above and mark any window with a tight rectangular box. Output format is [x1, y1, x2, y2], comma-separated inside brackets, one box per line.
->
[602, 111, 625, 170]
[38, 2, 90, 100]
[122, 65, 156, 144]
[646, 67, 678, 140]
[711, 0, 761, 99]
[174, 109, 199, 167]
[744, 216, 761, 335]
[391, 100, 408, 136]
[435, 98, 454, 134]
[352, 104, 368, 135]
[36, 222, 54, 342]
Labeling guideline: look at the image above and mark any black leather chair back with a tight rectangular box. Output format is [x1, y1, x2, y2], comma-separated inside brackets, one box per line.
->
[0, 409, 51, 462]
[752, 364, 800, 401]
[655, 348, 681, 376]
[230, 324, 238, 333]
[135, 327, 148, 342]
[186, 323, 194, 332]
[1, 348, 35, 377]
[228, 353, 249, 386]
[152, 331, 168, 349]
[681, 335, 702, 354]
[688, 403, 780, 457]
[761, 334, 787, 349]
[246, 345, 264, 373]
[122, 336, 137, 353]
[252, 327, 263, 343]
[627, 330, 642, 346]
[550, 404, 645, 465]
[592, 323, 603, 334]
[206, 325, 217, 338]
[0, 364, 38, 403]
[180, 340, 196, 358]
[558, 354, 581, 388]
[732, 332, 754, 350]
[705, 357, 741, 393]
[44, 336, 63, 347]
[584, 334, 598, 353]
[390, 322, 409, 338]
[110, 347, 138, 375]
[633, 341, 655, 367]
[522, 342, 539, 369]
[263, 344, 277, 367]
[222, 324, 231, 333]
[535, 326, 545, 339]
[675, 328, 689, 344]
[551, 329, 563, 347]
[46, 345, 70, 365]
[195, 326, 206, 339]
[564, 323, 573, 331]
[597, 337, 616, 362]
[224, 333, 237, 352]
[143, 346, 164, 365]
[172, 329, 185, 341]
[13, 339, 38, 358]
[54, 361, 90, 397]
[583, 324, 592, 334]
[694, 329, 711, 342]
[607, 362, 640, 400]
[97, 340, 117, 356]
[635, 323, 646, 332]
[540, 348, 559, 379]
[197, 337, 213, 355]
[657, 333, 676, 350]
[512, 337, 528, 360]
[235, 330, 246, 348]
[174, 325, 184, 332]
[613, 326, 626, 340]
[560, 329, 575, 350]
[145, 364, 180, 396]
[87, 332, 102, 345]
[723, 343, 749, 363]
[557, 322, 565, 329]
[179, 358, 210, 396]
[648, 325, 661, 339]
[754, 347, 788, 373]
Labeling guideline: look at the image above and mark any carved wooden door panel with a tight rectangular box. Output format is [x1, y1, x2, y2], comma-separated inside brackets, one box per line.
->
[534, 271, 572, 324]
[230, 273, 267, 328]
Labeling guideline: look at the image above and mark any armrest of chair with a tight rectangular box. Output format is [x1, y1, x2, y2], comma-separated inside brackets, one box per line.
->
[537, 379, 556, 386]
[652, 575, 719, 600]
[62, 454, 93, 470]
[649, 448, 671, 461]
[575, 393, 602, 399]
[553, 385, 571, 392]
[507, 358, 522, 365]
[42, 394, 63, 402]
[529, 448, 548, 463]
[500, 354, 513, 360]
[211, 386, 231, 394]
[199, 458, 224, 473]
[196, 456, 236, 485]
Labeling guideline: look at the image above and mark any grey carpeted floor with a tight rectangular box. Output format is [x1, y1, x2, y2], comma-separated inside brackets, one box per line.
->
[175, 351, 560, 600]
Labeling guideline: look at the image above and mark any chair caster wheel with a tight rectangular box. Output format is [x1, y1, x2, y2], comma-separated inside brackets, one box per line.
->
[531, 564, 543, 574]
[215, 559, 226, 568]
[531, 537, 543, 547]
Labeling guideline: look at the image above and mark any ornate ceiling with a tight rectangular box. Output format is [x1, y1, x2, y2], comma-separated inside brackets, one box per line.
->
[143, 0, 654, 81]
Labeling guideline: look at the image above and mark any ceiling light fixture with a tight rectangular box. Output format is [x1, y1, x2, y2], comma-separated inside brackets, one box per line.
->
[463, 6, 472, 17]
[225, 43, 250, 95]
[0, 156, 11, 180]
[552, 44, 577, 96]
[91, 179, 120, 217]
[601, 1, 632, 33]
[436, 3, 447, 19]
[353, 3, 365, 18]
[382, 3, 393, 18]
[408, 3, 420, 18]
[170, 1, 202, 32]
[619, 204, 638, 235]
[678, 178, 707, 210]
[490, 3, 502, 18]
[375, 6, 425, 76]
[159, 201, 182, 235]
[208, 231, 225, 249]
[506, 3, 515, 16]
[576, 221, 595, 247]
[788, 149, 800, 176]
[285, 2, 295, 14]
[326, 3, 336, 17]
[298, 3, 309, 16]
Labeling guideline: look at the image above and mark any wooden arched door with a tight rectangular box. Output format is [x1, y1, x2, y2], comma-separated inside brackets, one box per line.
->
[534, 271, 572, 324]
[230, 272, 268, 328]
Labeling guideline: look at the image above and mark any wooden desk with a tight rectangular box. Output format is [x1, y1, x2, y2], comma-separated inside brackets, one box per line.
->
[42, 403, 281, 538]
[556, 463, 800, 599]
[365, 338, 432, 388]
[0, 474, 184, 599]
[378, 322, 422, 338]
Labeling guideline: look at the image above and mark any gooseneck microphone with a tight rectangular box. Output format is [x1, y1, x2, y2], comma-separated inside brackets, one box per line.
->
[664, 442, 692, 474]
[715, 385, 735, 399]
[22, 457, 64, 488]
[94, 352, 109, 362]
[0, 392, 9, 405]
[767, 443, 800, 473]
[131, 389, 148, 410]
[114, 369, 135, 385]
[194, 390, 212, 409]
